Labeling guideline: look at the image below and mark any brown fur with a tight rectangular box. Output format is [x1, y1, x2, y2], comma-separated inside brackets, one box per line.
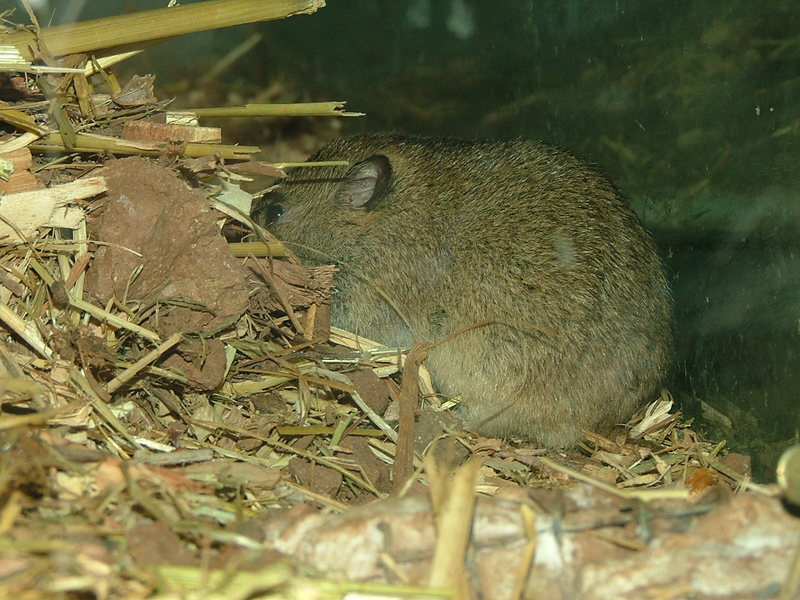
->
[259, 134, 672, 447]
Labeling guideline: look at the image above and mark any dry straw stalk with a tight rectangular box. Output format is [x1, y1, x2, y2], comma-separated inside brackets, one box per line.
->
[4, 0, 326, 60]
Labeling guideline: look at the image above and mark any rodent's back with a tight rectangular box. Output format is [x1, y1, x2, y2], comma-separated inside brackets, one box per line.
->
[264, 134, 672, 447]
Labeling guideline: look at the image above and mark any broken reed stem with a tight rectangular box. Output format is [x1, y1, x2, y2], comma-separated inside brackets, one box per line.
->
[5, 0, 325, 61]
[29, 132, 260, 160]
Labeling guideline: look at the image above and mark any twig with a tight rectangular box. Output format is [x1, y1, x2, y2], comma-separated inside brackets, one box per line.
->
[106, 332, 183, 393]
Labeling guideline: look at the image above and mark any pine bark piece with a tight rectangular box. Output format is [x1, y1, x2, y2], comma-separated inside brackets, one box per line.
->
[85, 157, 248, 337]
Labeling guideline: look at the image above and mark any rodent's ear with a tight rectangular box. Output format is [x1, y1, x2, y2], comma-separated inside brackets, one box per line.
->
[334, 155, 392, 210]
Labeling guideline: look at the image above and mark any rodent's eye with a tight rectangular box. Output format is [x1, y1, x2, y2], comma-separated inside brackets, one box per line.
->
[265, 202, 285, 225]
[250, 197, 285, 227]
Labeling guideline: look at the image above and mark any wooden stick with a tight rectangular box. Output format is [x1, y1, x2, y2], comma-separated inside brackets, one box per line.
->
[393, 342, 429, 493]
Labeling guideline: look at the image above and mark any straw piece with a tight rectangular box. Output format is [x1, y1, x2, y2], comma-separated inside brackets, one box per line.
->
[29, 132, 260, 160]
[6, 0, 326, 61]
[71, 367, 139, 448]
[106, 332, 183, 394]
[0, 107, 50, 136]
[68, 295, 161, 343]
[537, 456, 690, 501]
[273, 160, 349, 169]
[0, 304, 51, 359]
[82, 50, 144, 76]
[188, 101, 363, 118]
[427, 457, 480, 594]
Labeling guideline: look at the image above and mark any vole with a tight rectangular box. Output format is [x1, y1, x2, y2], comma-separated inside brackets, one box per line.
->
[255, 134, 672, 447]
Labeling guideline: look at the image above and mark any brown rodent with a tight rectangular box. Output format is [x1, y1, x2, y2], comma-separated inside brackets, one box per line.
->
[256, 134, 672, 447]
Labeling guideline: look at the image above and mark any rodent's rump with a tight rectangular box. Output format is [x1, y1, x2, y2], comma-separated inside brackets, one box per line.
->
[257, 134, 672, 447]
